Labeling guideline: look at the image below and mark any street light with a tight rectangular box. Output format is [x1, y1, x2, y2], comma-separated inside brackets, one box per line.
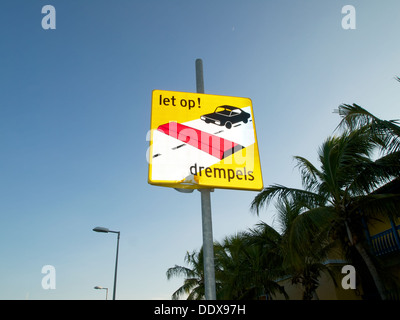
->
[94, 286, 109, 300]
[93, 226, 120, 300]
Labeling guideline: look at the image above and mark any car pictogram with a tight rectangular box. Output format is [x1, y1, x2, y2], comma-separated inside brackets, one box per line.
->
[200, 105, 250, 129]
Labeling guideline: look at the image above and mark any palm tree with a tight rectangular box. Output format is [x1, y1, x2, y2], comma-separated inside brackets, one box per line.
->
[250, 198, 337, 300]
[251, 127, 400, 300]
[166, 249, 206, 300]
[214, 232, 287, 299]
[167, 232, 287, 300]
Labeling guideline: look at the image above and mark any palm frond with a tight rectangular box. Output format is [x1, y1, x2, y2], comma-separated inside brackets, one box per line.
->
[346, 151, 400, 197]
[336, 103, 400, 154]
[351, 193, 400, 222]
[171, 278, 200, 300]
[294, 156, 323, 192]
[336, 104, 377, 131]
[250, 184, 323, 215]
[166, 265, 196, 280]
[286, 206, 334, 260]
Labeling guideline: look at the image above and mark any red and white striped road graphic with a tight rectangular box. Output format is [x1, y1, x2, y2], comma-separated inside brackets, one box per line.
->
[157, 122, 244, 160]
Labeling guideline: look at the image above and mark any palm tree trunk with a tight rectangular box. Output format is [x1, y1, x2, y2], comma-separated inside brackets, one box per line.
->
[354, 242, 387, 300]
[311, 290, 319, 300]
[345, 221, 387, 300]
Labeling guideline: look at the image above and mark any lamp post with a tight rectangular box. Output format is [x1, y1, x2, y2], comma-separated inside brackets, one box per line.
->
[93, 226, 120, 300]
[94, 286, 109, 300]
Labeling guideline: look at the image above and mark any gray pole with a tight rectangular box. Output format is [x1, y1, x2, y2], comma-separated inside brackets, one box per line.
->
[112, 231, 120, 300]
[196, 58, 216, 300]
[92, 227, 120, 300]
[195, 58, 205, 94]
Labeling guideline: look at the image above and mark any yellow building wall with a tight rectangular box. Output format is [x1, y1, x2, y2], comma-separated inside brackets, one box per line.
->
[272, 265, 362, 300]
[367, 217, 399, 237]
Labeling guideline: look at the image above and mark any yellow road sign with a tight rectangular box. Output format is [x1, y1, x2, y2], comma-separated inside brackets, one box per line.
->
[148, 90, 263, 191]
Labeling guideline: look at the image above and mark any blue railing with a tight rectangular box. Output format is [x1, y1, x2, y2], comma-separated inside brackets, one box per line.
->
[370, 225, 400, 256]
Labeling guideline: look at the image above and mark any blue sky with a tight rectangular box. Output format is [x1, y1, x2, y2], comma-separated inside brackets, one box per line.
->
[1, 1, 400, 299]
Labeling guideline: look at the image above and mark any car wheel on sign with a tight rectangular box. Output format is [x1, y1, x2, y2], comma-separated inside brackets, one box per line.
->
[225, 122, 232, 129]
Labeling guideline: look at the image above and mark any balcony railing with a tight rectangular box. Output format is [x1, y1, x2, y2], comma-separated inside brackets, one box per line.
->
[370, 224, 400, 256]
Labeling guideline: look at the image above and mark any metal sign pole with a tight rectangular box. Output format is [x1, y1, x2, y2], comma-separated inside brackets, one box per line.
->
[196, 59, 217, 300]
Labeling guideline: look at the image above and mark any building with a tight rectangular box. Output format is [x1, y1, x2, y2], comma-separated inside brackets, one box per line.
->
[272, 179, 400, 300]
